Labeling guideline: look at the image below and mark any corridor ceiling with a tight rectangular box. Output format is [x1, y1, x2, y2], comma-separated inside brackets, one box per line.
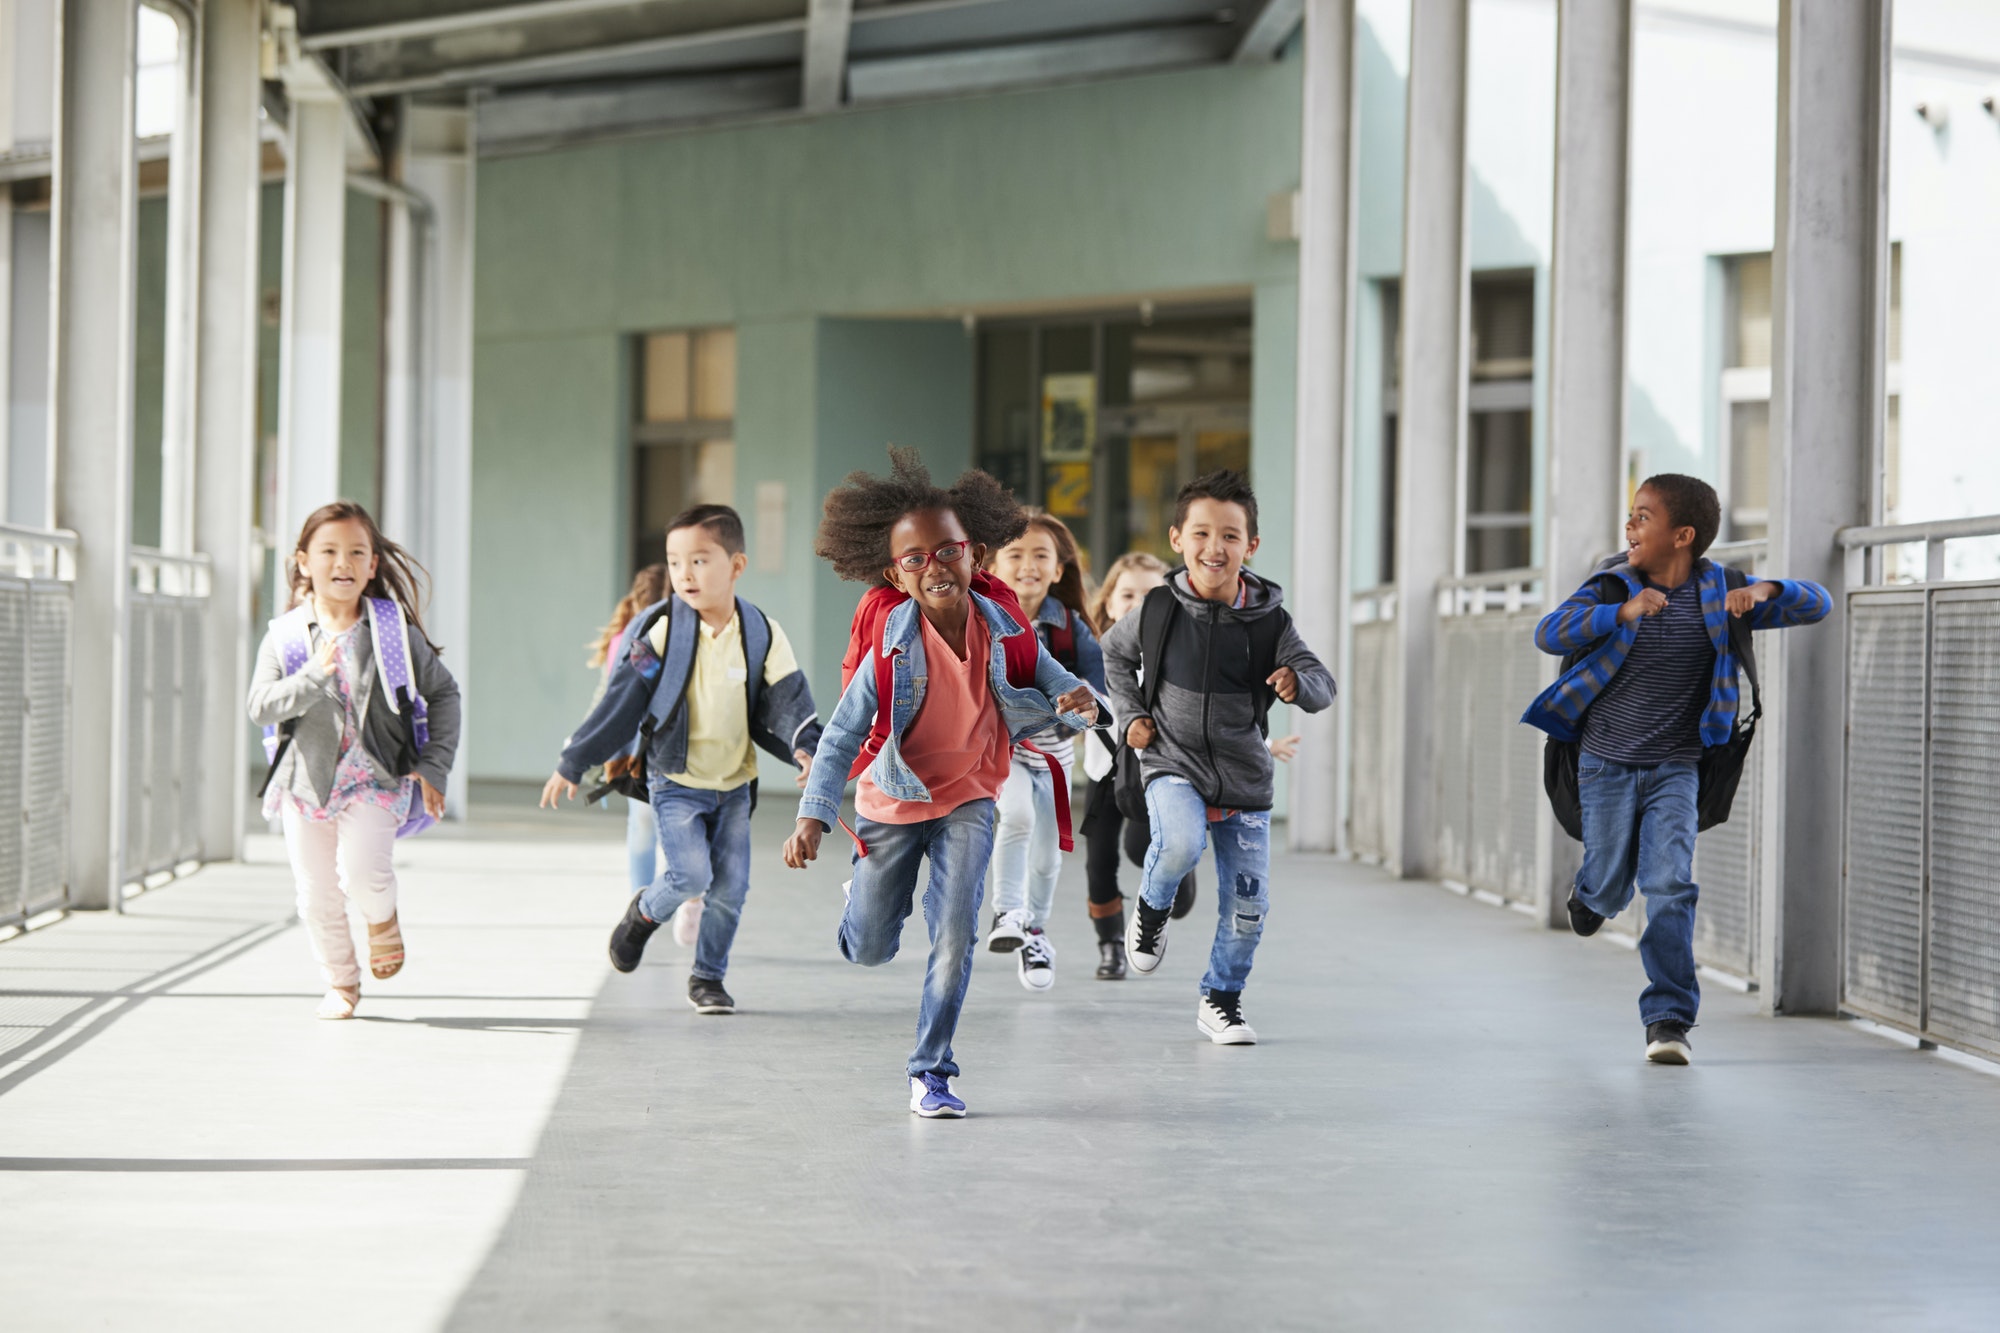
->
[292, 0, 1303, 154]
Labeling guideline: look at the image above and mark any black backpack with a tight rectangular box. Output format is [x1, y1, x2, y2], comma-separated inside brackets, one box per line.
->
[1542, 564, 1762, 841]
[1112, 581, 1288, 819]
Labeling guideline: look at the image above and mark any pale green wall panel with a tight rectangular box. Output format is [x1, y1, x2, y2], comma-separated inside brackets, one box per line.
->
[340, 192, 384, 511]
[133, 197, 167, 549]
[469, 334, 624, 780]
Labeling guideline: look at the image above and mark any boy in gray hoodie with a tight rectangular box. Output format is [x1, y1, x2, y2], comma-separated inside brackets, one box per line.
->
[1100, 470, 1335, 1044]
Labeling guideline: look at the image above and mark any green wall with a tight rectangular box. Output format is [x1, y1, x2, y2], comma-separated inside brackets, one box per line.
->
[472, 57, 1306, 780]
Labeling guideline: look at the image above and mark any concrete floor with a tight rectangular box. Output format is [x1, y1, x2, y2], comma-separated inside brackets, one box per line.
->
[5, 789, 2000, 1331]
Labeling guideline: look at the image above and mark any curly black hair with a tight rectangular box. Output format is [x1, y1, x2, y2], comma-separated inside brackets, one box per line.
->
[816, 446, 1030, 586]
[1642, 473, 1722, 558]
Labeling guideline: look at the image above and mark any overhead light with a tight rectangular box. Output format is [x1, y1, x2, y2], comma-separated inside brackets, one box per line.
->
[1915, 100, 1949, 130]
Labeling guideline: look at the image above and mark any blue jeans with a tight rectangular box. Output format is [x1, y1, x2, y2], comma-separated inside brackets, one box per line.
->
[625, 795, 659, 894]
[1573, 750, 1701, 1027]
[640, 780, 752, 983]
[990, 754, 1060, 929]
[839, 800, 996, 1079]
[1139, 776, 1271, 995]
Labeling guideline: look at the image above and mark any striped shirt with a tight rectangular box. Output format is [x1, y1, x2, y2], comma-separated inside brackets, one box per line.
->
[1579, 577, 1714, 766]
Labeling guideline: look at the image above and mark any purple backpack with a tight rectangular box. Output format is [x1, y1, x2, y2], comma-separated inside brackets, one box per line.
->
[260, 597, 435, 838]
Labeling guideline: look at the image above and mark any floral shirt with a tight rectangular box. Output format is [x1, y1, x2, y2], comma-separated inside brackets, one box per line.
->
[263, 621, 413, 823]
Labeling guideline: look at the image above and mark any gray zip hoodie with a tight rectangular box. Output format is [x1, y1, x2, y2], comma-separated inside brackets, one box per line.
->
[1100, 569, 1334, 811]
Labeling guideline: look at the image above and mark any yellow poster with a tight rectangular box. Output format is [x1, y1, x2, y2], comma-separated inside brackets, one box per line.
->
[1045, 462, 1091, 519]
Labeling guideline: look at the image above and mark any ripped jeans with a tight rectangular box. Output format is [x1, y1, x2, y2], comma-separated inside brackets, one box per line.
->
[1139, 775, 1271, 996]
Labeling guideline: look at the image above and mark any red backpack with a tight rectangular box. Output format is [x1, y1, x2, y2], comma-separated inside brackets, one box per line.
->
[838, 570, 1075, 855]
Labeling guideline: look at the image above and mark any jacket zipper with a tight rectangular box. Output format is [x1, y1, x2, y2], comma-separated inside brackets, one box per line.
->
[1200, 601, 1218, 804]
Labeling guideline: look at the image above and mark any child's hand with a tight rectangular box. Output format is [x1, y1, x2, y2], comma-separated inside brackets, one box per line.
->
[1726, 581, 1778, 617]
[539, 772, 577, 809]
[1126, 718, 1156, 750]
[794, 749, 815, 789]
[418, 776, 446, 819]
[314, 637, 339, 675]
[1268, 734, 1302, 762]
[1618, 588, 1668, 624]
[783, 818, 824, 868]
[1054, 686, 1098, 725]
[1267, 666, 1299, 703]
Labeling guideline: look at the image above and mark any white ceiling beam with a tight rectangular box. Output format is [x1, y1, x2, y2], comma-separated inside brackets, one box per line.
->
[302, 0, 685, 51]
[801, 0, 854, 113]
[848, 26, 1231, 103]
[1233, 0, 1305, 62]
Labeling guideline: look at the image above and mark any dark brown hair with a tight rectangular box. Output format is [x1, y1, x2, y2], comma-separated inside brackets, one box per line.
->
[1173, 468, 1260, 539]
[589, 563, 669, 669]
[985, 509, 1090, 624]
[815, 446, 1029, 586]
[668, 503, 745, 556]
[288, 501, 439, 652]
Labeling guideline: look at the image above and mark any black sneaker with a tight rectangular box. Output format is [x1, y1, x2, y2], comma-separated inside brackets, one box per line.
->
[1096, 938, 1127, 981]
[1171, 872, 1198, 920]
[1566, 893, 1606, 938]
[1645, 1020, 1692, 1065]
[607, 895, 660, 973]
[1126, 898, 1170, 974]
[688, 976, 735, 1015]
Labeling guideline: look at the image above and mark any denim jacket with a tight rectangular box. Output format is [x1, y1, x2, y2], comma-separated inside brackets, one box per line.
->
[796, 591, 1096, 832]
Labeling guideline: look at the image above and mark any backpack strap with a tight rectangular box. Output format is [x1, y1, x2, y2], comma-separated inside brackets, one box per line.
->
[1246, 607, 1289, 739]
[1136, 584, 1178, 718]
[643, 597, 700, 735]
[259, 604, 314, 766]
[365, 598, 428, 750]
[740, 598, 771, 723]
[1721, 565, 1762, 727]
[1044, 605, 1077, 670]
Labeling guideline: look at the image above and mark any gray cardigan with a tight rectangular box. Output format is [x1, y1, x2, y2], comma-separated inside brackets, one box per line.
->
[247, 606, 461, 809]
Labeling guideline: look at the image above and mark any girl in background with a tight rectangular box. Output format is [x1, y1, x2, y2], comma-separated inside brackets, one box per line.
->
[586, 564, 699, 946]
[249, 503, 460, 1020]
[982, 512, 1105, 992]
[1080, 552, 1300, 980]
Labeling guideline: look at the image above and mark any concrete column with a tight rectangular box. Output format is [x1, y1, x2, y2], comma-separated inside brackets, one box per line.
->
[1760, 0, 1891, 1015]
[1539, 0, 1632, 923]
[275, 96, 347, 559]
[49, 0, 139, 909]
[156, 2, 200, 554]
[192, 0, 264, 862]
[1389, 0, 1469, 880]
[397, 105, 474, 820]
[1289, 0, 1356, 854]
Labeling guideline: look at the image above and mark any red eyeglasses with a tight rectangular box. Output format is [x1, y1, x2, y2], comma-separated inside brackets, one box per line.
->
[894, 542, 970, 574]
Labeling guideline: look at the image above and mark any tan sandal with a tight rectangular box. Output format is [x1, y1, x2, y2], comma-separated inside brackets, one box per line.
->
[368, 915, 405, 980]
[318, 986, 359, 1020]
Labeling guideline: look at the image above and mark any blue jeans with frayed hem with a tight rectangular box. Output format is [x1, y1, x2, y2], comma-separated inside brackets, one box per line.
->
[1138, 776, 1271, 996]
[1572, 750, 1702, 1027]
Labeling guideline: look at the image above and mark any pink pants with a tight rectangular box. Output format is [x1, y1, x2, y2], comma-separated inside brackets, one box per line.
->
[281, 802, 399, 989]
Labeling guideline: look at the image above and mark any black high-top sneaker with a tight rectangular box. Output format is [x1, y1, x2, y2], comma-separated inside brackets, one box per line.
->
[607, 895, 660, 973]
[1645, 1020, 1692, 1065]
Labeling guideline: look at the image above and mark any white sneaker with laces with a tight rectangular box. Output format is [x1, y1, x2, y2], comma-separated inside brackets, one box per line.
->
[672, 897, 704, 947]
[1197, 991, 1257, 1045]
[1017, 930, 1056, 992]
[986, 907, 1030, 953]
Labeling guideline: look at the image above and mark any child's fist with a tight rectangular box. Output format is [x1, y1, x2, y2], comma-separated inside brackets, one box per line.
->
[1126, 718, 1156, 750]
[793, 749, 815, 789]
[539, 772, 576, 809]
[418, 776, 446, 819]
[1267, 666, 1299, 702]
[1054, 686, 1098, 725]
[1618, 588, 1668, 624]
[783, 818, 824, 869]
[1725, 581, 1777, 617]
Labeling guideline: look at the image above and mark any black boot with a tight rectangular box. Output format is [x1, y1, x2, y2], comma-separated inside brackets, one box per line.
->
[1097, 938, 1127, 980]
[1171, 871, 1198, 920]
[1094, 907, 1127, 980]
[607, 894, 660, 973]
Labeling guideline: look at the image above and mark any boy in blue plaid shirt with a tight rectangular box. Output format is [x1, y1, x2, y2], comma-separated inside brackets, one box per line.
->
[1522, 475, 1828, 1064]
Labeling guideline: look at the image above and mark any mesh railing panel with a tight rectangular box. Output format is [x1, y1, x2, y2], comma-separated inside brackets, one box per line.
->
[178, 603, 204, 862]
[1842, 595, 1928, 1028]
[146, 602, 182, 874]
[1691, 661, 1772, 981]
[1433, 612, 1544, 904]
[25, 584, 72, 915]
[1923, 591, 2000, 1056]
[1348, 620, 1398, 861]
[0, 583, 28, 925]
[123, 603, 153, 886]
[123, 595, 207, 884]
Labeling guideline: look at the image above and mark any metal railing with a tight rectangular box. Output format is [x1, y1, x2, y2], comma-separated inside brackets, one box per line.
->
[123, 549, 211, 890]
[1432, 568, 1547, 908]
[1347, 585, 1398, 861]
[1838, 513, 2000, 1059]
[0, 525, 77, 928]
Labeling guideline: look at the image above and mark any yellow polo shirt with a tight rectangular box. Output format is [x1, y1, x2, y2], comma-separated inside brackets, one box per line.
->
[647, 610, 801, 791]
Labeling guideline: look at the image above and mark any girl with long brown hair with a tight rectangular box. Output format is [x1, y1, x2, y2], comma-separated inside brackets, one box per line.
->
[979, 510, 1106, 992]
[248, 502, 461, 1020]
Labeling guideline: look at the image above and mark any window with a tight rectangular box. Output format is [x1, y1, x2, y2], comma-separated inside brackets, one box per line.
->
[1721, 247, 1900, 542]
[1465, 273, 1536, 573]
[973, 309, 1251, 571]
[632, 328, 735, 575]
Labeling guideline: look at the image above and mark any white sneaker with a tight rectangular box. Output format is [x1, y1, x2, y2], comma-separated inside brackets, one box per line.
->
[1126, 899, 1169, 974]
[1017, 930, 1055, 992]
[672, 897, 704, 947]
[986, 907, 1029, 953]
[1197, 991, 1257, 1045]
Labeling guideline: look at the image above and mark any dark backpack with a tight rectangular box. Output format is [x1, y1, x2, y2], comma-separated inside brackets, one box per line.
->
[1542, 564, 1762, 841]
[1113, 581, 1288, 819]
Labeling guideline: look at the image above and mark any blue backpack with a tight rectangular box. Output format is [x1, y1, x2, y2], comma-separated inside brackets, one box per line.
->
[259, 597, 436, 838]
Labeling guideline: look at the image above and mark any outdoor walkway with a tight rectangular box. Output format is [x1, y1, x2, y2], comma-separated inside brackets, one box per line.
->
[3, 791, 2000, 1331]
